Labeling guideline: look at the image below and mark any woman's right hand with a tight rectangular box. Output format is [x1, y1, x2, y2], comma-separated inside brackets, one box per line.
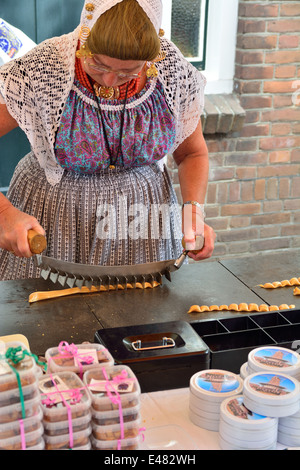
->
[0, 202, 45, 258]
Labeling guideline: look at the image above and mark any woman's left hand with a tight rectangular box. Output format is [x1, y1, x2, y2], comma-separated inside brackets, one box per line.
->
[186, 222, 216, 261]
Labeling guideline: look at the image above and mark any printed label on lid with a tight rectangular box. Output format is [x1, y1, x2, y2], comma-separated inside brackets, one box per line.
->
[195, 370, 240, 394]
[0, 21, 23, 58]
[226, 396, 266, 421]
[248, 373, 296, 397]
[252, 348, 298, 369]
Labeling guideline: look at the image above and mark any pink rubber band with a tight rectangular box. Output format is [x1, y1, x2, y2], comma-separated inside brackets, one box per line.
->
[19, 419, 26, 450]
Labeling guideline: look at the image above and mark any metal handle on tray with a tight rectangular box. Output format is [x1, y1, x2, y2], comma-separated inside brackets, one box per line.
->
[131, 336, 175, 351]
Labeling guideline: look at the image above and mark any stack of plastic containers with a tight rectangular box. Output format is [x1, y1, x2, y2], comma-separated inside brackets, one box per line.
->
[240, 346, 300, 381]
[189, 369, 243, 431]
[0, 341, 44, 450]
[219, 395, 278, 450]
[243, 372, 300, 418]
[83, 364, 142, 450]
[45, 342, 114, 376]
[39, 371, 92, 450]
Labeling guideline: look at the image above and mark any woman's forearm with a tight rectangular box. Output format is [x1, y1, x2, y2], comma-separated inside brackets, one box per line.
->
[173, 119, 209, 206]
[177, 152, 209, 206]
[0, 192, 12, 215]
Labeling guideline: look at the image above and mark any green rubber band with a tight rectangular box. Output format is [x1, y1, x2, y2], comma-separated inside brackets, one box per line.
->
[2, 346, 47, 419]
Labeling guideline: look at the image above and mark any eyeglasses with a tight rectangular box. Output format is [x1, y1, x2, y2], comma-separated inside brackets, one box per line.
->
[85, 57, 143, 79]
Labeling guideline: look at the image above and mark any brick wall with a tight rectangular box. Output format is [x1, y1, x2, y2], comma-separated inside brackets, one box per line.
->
[168, 0, 300, 259]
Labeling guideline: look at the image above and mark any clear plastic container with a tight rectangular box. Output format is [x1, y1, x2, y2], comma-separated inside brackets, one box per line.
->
[0, 421, 43, 450]
[0, 407, 43, 439]
[92, 417, 141, 441]
[83, 365, 141, 412]
[91, 434, 140, 450]
[44, 425, 91, 450]
[0, 389, 41, 424]
[0, 341, 37, 392]
[92, 403, 140, 426]
[45, 343, 114, 374]
[26, 437, 45, 450]
[43, 411, 91, 436]
[39, 371, 91, 423]
[0, 382, 39, 408]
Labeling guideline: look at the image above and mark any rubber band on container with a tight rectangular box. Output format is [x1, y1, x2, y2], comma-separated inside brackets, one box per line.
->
[57, 341, 95, 379]
[19, 419, 26, 450]
[102, 367, 125, 450]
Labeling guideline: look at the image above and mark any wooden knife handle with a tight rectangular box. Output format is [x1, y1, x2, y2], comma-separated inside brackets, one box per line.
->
[28, 229, 47, 254]
[182, 235, 204, 254]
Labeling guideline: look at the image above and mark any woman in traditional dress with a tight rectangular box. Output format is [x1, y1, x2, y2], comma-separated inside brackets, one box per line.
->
[0, 0, 215, 280]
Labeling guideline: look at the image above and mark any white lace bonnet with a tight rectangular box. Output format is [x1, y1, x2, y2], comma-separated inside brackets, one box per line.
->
[79, 0, 163, 46]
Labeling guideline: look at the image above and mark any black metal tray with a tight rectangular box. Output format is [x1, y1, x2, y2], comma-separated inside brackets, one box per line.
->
[190, 309, 300, 374]
[95, 321, 210, 392]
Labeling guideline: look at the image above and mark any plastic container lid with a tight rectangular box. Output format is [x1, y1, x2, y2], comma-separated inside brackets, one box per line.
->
[189, 389, 224, 413]
[0, 407, 43, 439]
[220, 395, 278, 430]
[219, 418, 278, 442]
[0, 421, 43, 450]
[44, 425, 91, 450]
[280, 413, 300, 430]
[91, 434, 140, 450]
[43, 411, 91, 436]
[83, 365, 140, 412]
[26, 437, 45, 450]
[219, 428, 277, 450]
[243, 394, 300, 418]
[240, 363, 249, 380]
[0, 381, 38, 408]
[0, 388, 41, 424]
[190, 369, 243, 402]
[188, 407, 220, 431]
[0, 341, 37, 392]
[92, 403, 140, 426]
[277, 430, 300, 447]
[39, 371, 91, 422]
[219, 434, 277, 451]
[243, 372, 300, 406]
[248, 347, 300, 377]
[189, 401, 220, 420]
[92, 417, 141, 441]
[46, 343, 114, 374]
[279, 422, 300, 437]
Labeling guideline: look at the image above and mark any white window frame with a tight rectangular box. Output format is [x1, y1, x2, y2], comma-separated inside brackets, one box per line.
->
[162, 0, 239, 94]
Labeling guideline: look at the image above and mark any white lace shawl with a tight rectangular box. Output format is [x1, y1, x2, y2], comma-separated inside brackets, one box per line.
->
[0, 27, 206, 186]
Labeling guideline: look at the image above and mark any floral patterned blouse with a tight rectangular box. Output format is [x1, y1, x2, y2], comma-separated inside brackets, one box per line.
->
[54, 77, 176, 174]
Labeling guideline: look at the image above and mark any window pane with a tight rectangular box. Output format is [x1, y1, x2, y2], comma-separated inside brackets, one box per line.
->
[171, 0, 208, 69]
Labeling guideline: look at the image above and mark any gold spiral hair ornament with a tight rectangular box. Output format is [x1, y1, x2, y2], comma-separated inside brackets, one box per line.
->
[76, 25, 92, 58]
[79, 25, 91, 44]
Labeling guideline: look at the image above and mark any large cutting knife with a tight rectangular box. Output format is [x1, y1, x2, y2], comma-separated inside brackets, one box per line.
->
[28, 230, 203, 289]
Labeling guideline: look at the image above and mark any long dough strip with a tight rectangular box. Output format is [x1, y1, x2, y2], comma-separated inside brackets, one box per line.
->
[259, 277, 300, 288]
[187, 303, 296, 314]
[29, 281, 160, 303]
[294, 287, 300, 296]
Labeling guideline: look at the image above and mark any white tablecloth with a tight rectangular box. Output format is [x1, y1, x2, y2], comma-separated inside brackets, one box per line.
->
[140, 388, 220, 450]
